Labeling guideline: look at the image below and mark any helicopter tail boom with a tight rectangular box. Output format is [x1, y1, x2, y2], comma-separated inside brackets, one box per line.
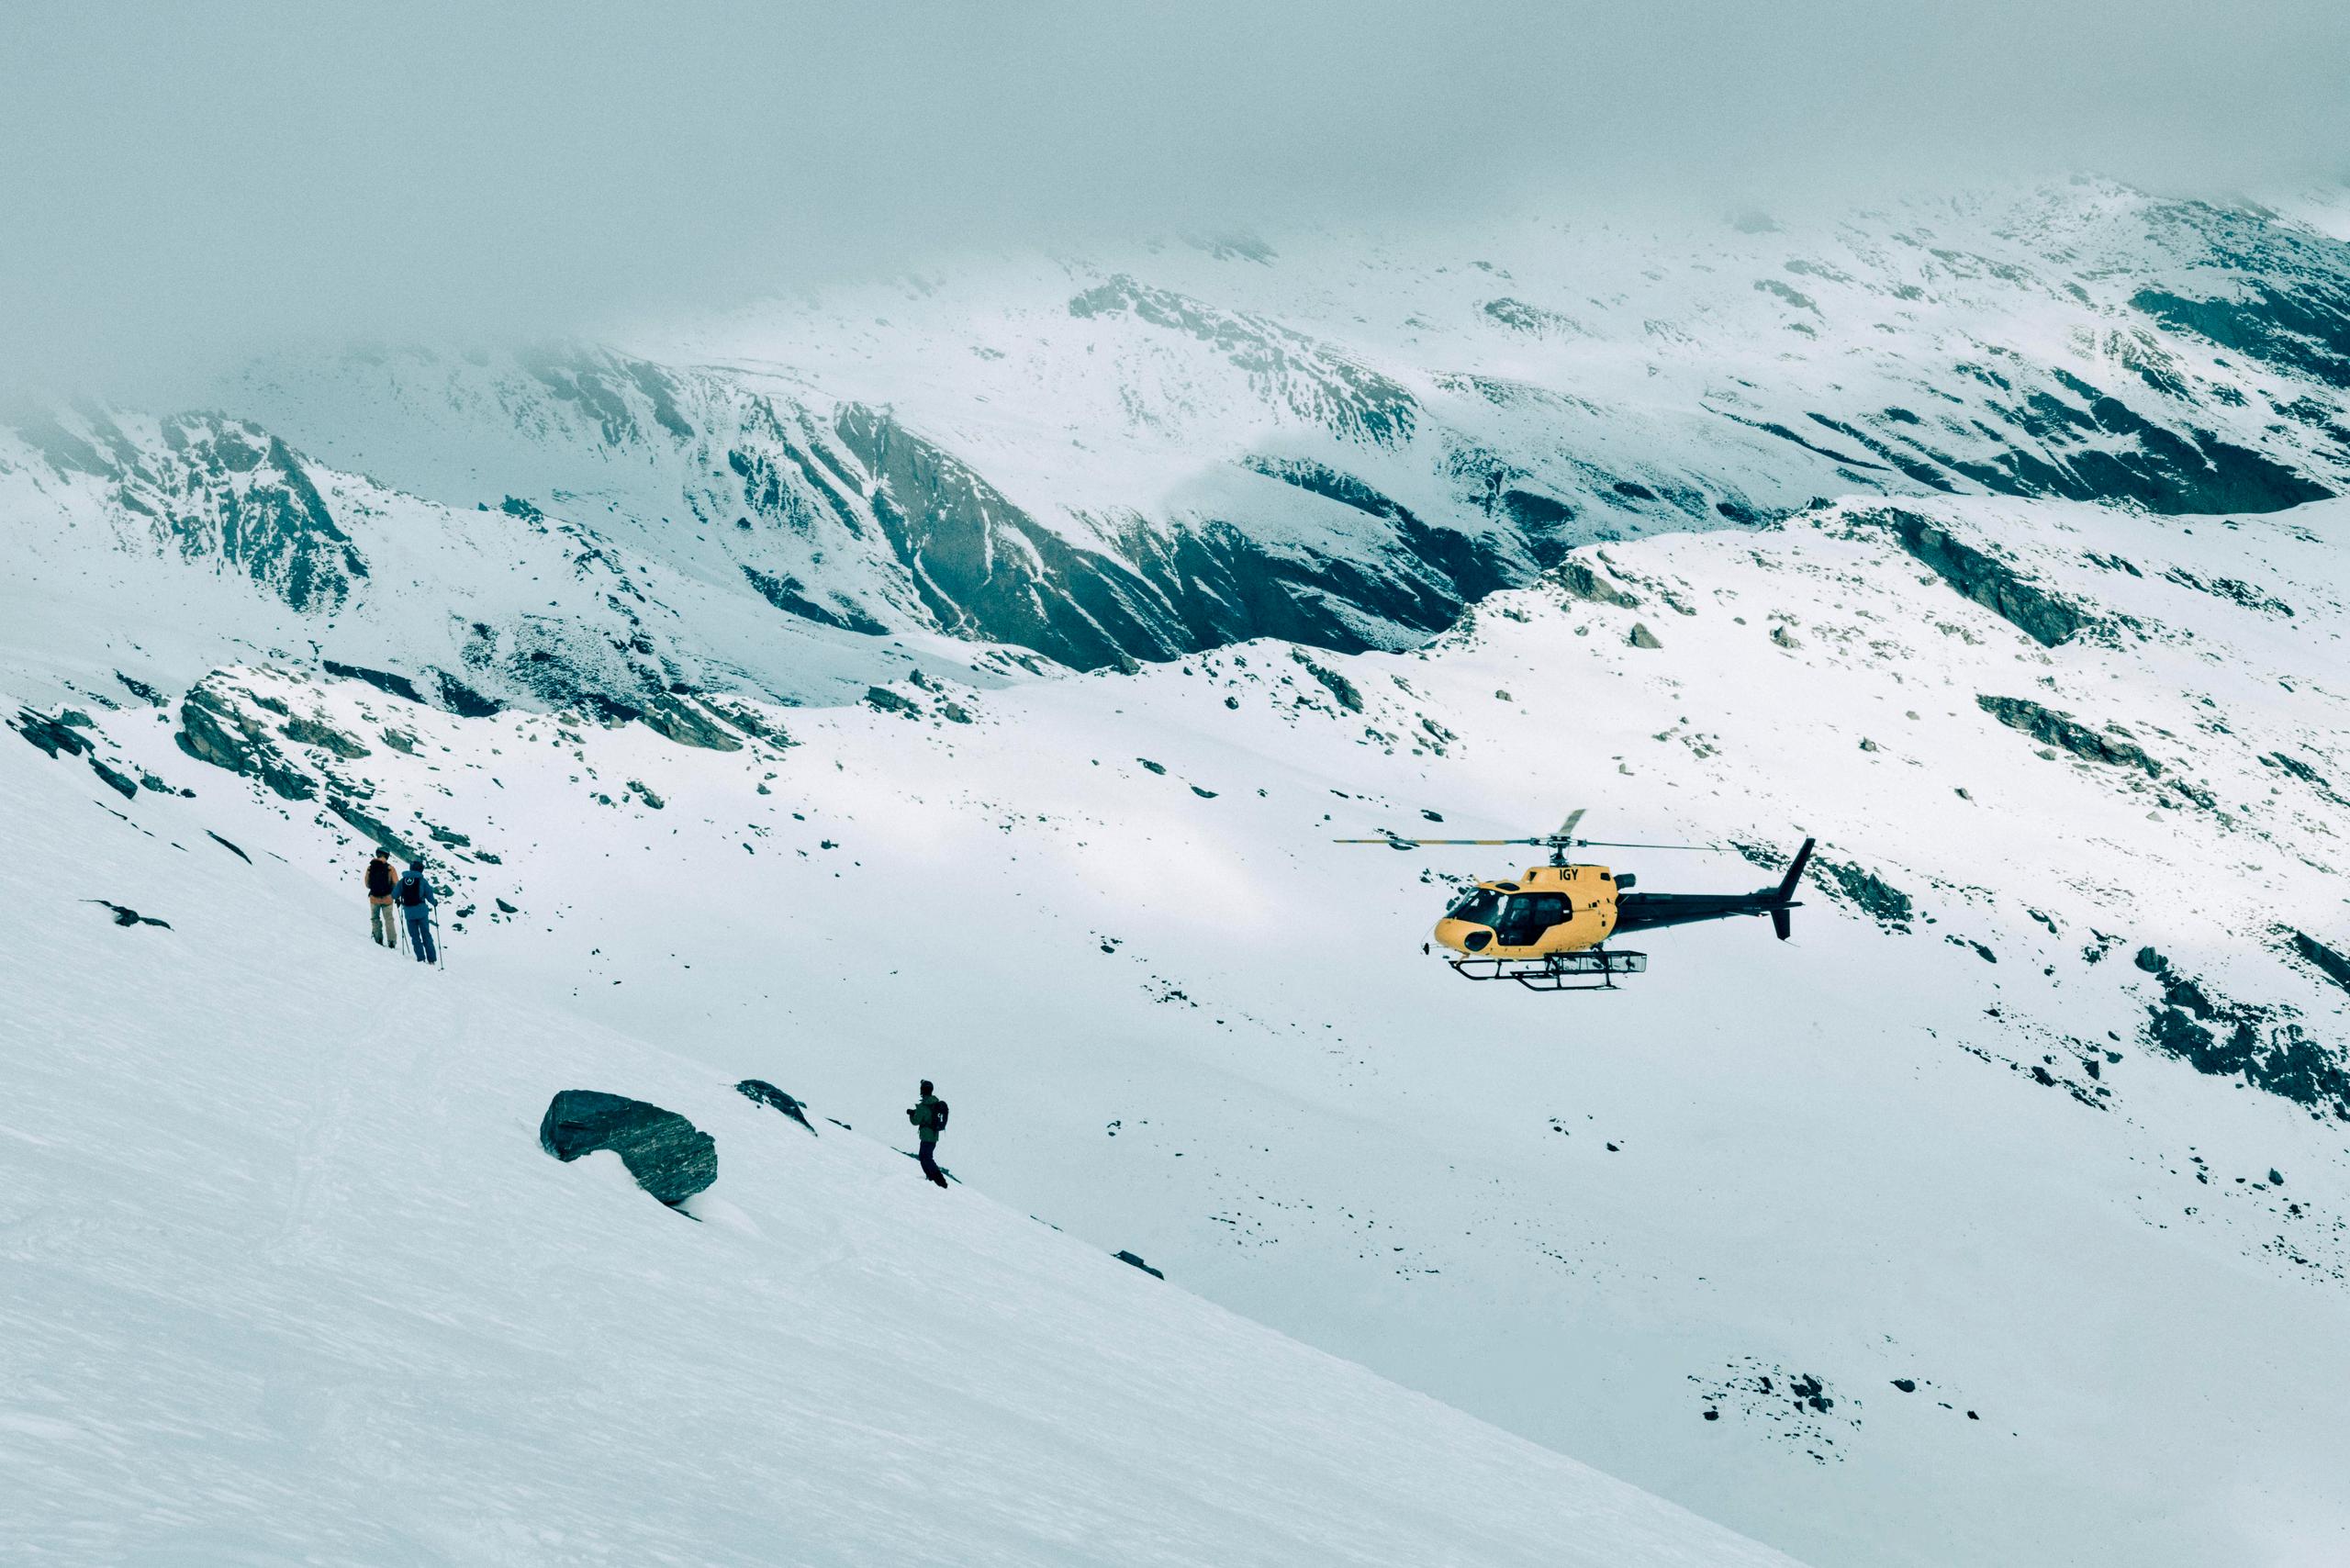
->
[1609, 836, 1817, 939]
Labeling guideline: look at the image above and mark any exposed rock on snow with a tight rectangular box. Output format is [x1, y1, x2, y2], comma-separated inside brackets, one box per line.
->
[1860, 508, 2096, 647]
[538, 1090, 720, 1207]
[736, 1079, 817, 1135]
[12, 709, 91, 757]
[87, 900, 169, 928]
[2133, 949, 2350, 1119]
[175, 678, 316, 801]
[1975, 696, 2160, 777]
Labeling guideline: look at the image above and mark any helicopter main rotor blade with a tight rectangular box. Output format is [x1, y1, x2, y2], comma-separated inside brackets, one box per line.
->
[1570, 838, 1723, 851]
[1332, 835, 1546, 846]
[1557, 807, 1586, 841]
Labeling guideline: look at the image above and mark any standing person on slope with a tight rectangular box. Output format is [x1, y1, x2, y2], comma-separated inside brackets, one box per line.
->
[365, 847, 400, 950]
[396, 857, 440, 965]
[907, 1081, 949, 1187]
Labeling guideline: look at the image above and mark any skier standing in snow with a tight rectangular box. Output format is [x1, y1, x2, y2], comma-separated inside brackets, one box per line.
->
[365, 847, 400, 950]
[907, 1081, 949, 1187]
[396, 857, 439, 965]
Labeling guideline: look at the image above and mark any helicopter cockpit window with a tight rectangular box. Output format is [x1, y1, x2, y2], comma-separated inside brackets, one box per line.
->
[1446, 889, 1504, 927]
[1493, 891, 1571, 946]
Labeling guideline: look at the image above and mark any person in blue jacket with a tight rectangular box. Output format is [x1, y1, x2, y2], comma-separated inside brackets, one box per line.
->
[396, 858, 439, 965]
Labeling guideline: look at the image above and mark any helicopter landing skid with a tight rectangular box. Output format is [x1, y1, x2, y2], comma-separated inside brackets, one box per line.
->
[1448, 949, 1649, 991]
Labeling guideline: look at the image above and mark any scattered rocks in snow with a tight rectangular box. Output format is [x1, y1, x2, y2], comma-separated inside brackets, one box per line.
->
[736, 1079, 817, 1135]
[87, 900, 170, 929]
[864, 686, 921, 717]
[538, 1090, 718, 1208]
[1113, 1250, 1165, 1280]
[1688, 1361, 1859, 1464]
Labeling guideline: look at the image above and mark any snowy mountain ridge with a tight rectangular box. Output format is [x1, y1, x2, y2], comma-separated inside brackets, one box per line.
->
[8, 180, 2350, 731]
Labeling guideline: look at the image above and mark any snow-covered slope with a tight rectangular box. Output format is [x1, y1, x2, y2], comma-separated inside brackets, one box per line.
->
[11, 484, 2346, 1566]
[0, 700, 1798, 1567]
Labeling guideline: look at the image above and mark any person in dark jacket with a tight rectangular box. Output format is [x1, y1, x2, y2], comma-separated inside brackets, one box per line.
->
[365, 847, 399, 950]
[907, 1081, 948, 1187]
[396, 858, 439, 965]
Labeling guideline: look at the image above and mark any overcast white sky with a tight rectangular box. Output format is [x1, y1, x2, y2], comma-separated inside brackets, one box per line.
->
[4, 0, 2345, 397]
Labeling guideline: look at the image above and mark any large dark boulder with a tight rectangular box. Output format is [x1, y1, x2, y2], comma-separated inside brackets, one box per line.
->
[538, 1090, 717, 1207]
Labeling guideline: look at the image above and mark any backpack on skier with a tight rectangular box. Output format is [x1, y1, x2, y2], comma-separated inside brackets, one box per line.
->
[397, 868, 427, 908]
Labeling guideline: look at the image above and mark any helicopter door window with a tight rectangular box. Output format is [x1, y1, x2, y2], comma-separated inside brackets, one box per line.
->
[1494, 892, 1570, 946]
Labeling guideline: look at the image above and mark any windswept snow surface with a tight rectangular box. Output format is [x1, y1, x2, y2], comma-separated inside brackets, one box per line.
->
[0, 729, 1797, 1567]
[6, 488, 2348, 1567]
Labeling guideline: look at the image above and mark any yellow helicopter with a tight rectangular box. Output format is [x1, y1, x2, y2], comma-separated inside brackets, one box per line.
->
[1337, 810, 1815, 991]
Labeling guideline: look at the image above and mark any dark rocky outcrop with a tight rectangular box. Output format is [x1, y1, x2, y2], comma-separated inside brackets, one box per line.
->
[2133, 947, 2350, 1119]
[323, 659, 426, 704]
[1113, 1250, 1165, 1280]
[1812, 857, 1915, 932]
[638, 692, 742, 752]
[12, 710, 91, 757]
[735, 1079, 817, 1135]
[280, 715, 370, 758]
[1550, 557, 1640, 608]
[1975, 696, 2160, 776]
[2280, 929, 2350, 996]
[1291, 651, 1364, 711]
[19, 410, 368, 612]
[538, 1090, 718, 1207]
[88, 756, 138, 799]
[1862, 510, 2093, 646]
[175, 680, 317, 801]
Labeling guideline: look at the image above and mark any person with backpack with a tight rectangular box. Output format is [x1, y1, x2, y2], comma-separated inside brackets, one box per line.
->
[906, 1081, 949, 1187]
[396, 857, 439, 965]
[364, 847, 399, 950]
